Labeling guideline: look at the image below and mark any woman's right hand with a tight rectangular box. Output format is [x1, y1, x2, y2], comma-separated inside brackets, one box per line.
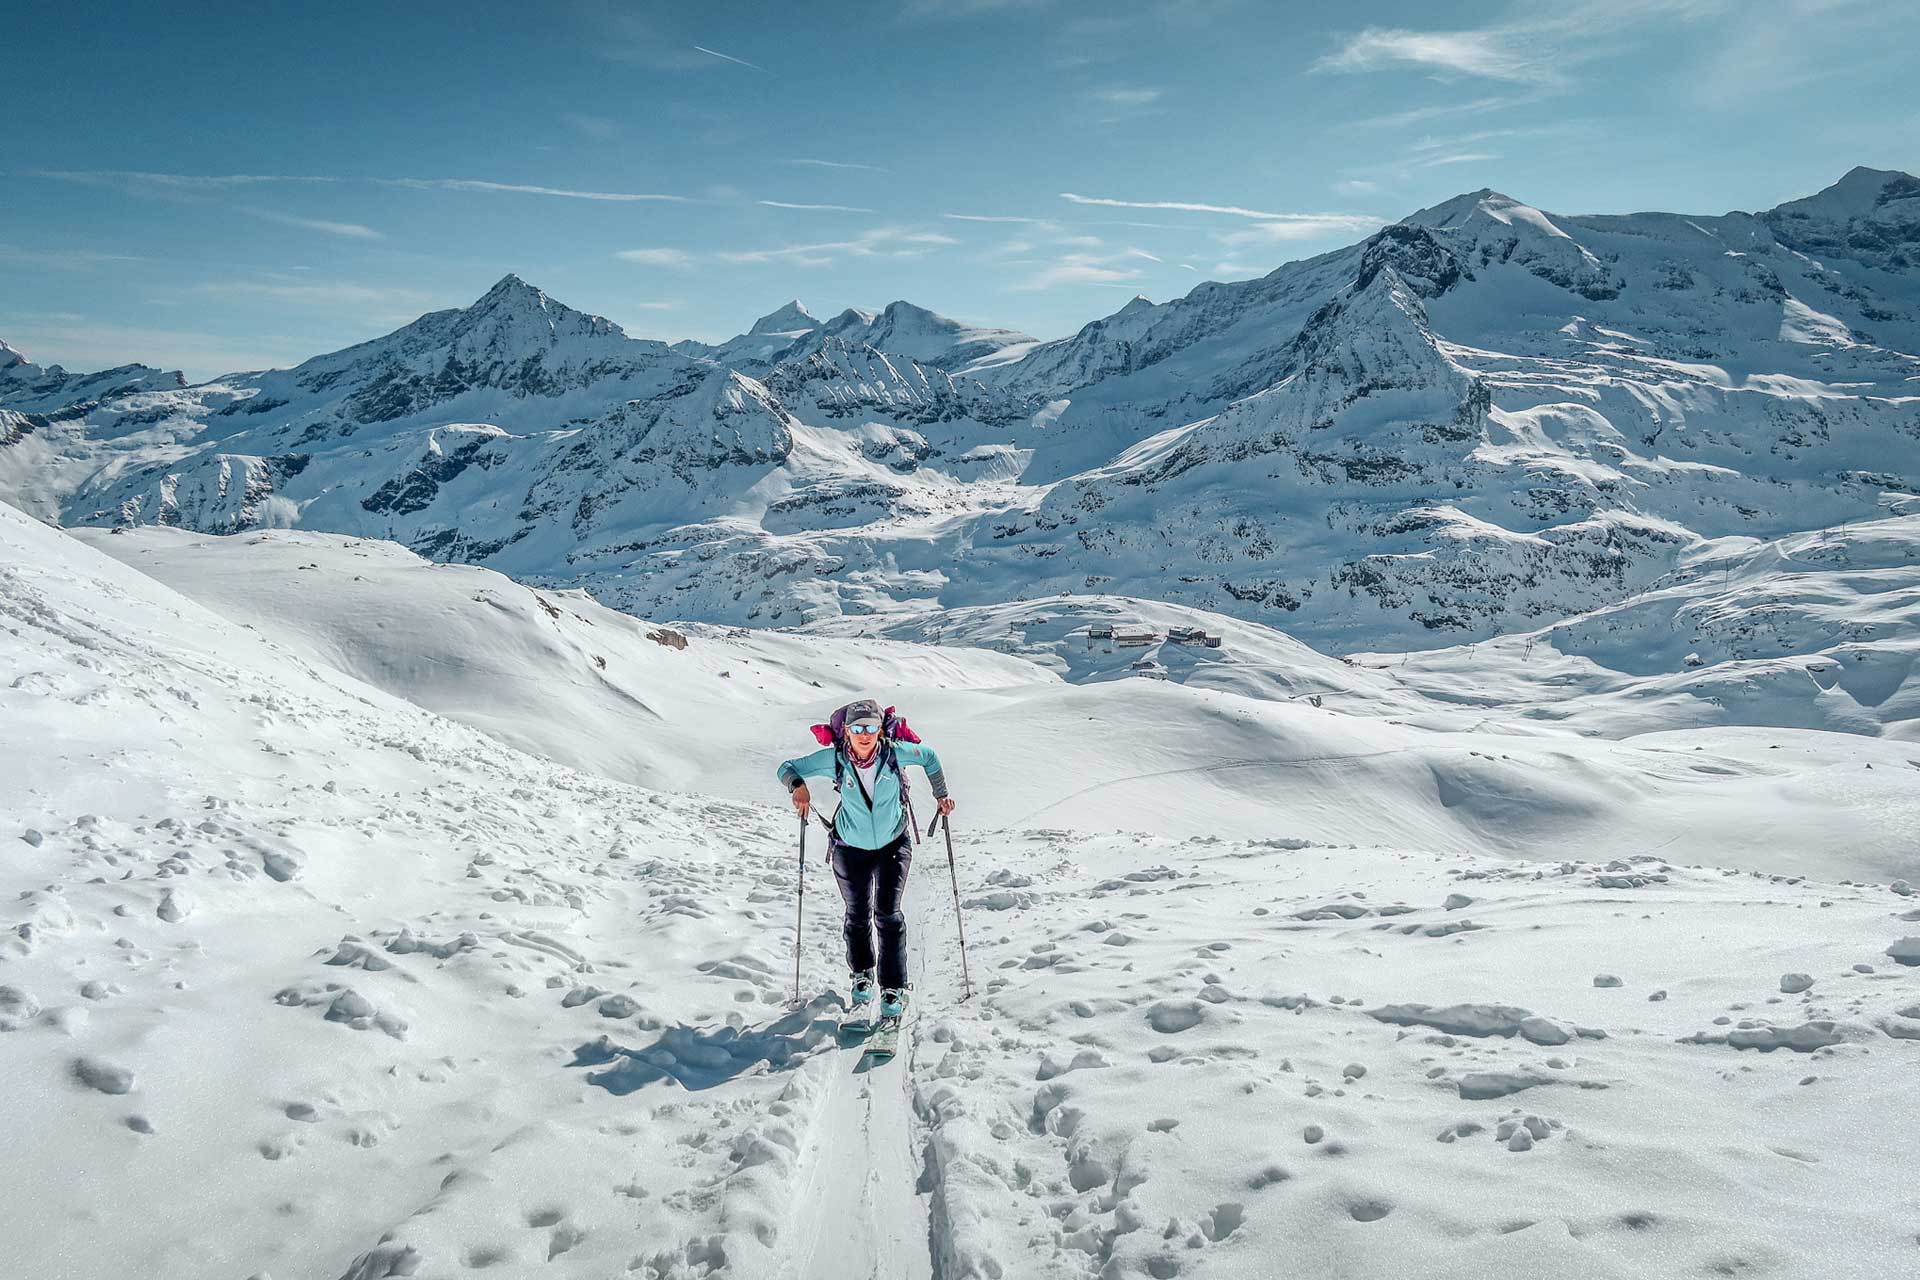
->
[791, 783, 811, 820]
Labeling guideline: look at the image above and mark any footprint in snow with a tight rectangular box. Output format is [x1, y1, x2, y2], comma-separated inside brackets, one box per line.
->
[1347, 1197, 1393, 1222]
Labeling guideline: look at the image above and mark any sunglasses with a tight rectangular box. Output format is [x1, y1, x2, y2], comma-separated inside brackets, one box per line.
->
[846, 723, 883, 736]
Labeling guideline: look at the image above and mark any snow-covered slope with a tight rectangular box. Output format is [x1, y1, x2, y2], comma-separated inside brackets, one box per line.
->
[68, 523, 1054, 794]
[0, 338, 184, 413]
[674, 297, 1035, 376]
[5, 171, 1918, 652]
[966, 176, 1920, 648]
[7, 500, 1920, 1279]
[75, 519, 1920, 880]
[1358, 513, 1920, 742]
[0, 499, 825, 1278]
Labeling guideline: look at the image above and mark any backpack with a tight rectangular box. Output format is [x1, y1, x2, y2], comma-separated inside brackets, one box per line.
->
[808, 705, 922, 842]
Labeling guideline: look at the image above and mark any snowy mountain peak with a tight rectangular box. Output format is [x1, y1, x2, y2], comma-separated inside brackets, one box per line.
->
[1761, 167, 1920, 270]
[747, 300, 821, 336]
[469, 273, 557, 319]
[1404, 188, 1572, 241]
[444, 274, 630, 349]
[1767, 166, 1920, 221]
[880, 299, 939, 324]
[0, 339, 25, 370]
[823, 306, 880, 332]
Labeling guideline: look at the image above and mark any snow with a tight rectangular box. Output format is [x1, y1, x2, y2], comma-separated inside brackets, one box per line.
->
[5, 165, 1920, 1278]
[1779, 296, 1854, 345]
[747, 300, 821, 338]
[5, 500, 1919, 1276]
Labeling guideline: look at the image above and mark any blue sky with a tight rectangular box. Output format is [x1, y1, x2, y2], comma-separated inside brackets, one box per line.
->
[4, 0, 1914, 380]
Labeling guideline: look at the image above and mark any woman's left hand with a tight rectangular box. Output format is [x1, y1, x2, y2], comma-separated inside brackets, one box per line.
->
[937, 796, 956, 817]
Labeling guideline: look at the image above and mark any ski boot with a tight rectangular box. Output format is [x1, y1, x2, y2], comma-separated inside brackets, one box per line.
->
[840, 969, 878, 1038]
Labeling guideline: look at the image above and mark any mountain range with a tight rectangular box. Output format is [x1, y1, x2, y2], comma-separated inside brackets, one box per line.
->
[4, 166, 1917, 652]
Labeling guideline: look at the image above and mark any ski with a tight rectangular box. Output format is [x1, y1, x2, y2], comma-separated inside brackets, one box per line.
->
[863, 1013, 903, 1062]
[863, 990, 909, 1062]
[838, 1006, 875, 1045]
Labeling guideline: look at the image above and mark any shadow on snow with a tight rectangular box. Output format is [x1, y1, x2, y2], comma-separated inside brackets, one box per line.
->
[568, 994, 864, 1093]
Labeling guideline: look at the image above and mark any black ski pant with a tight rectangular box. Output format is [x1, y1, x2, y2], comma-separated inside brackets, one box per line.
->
[829, 830, 912, 991]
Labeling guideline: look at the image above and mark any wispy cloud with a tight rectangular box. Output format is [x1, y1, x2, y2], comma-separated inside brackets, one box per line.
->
[901, 0, 1055, 19]
[1334, 122, 1581, 190]
[717, 227, 958, 267]
[24, 168, 295, 194]
[1009, 242, 1168, 292]
[1314, 27, 1551, 83]
[974, 236, 1038, 261]
[1415, 151, 1499, 168]
[943, 213, 1058, 225]
[1089, 86, 1163, 108]
[614, 248, 695, 267]
[1083, 84, 1166, 126]
[1340, 94, 1536, 129]
[1316, 3, 1729, 89]
[616, 227, 960, 271]
[1013, 259, 1146, 291]
[384, 178, 688, 203]
[238, 206, 384, 240]
[1215, 216, 1387, 249]
[692, 44, 765, 71]
[195, 278, 431, 307]
[1061, 193, 1384, 243]
[1060, 192, 1372, 229]
[0, 244, 144, 270]
[1682, 0, 1896, 108]
[782, 158, 891, 173]
[560, 112, 620, 139]
[25, 169, 689, 203]
[758, 200, 876, 213]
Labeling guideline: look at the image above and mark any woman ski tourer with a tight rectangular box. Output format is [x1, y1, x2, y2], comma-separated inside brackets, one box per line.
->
[777, 698, 953, 1025]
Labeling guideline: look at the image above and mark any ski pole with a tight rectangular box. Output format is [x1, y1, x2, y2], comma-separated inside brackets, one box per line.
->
[793, 812, 806, 1004]
[927, 811, 974, 1001]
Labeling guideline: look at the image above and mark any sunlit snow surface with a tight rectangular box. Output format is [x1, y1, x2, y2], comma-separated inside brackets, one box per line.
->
[5, 503, 1919, 1279]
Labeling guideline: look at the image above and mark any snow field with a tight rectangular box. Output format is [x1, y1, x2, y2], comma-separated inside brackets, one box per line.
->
[6, 501, 1920, 1277]
[915, 831, 1920, 1278]
[79, 525, 1920, 883]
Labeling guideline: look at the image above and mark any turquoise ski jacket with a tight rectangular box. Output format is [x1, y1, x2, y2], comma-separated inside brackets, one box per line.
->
[777, 740, 947, 850]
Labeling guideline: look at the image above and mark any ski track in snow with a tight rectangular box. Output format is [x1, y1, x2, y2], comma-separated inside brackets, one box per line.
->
[781, 862, 936, 1280]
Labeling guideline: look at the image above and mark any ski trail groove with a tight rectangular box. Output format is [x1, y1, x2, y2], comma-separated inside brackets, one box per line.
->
[778, 842, 937, 1280]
